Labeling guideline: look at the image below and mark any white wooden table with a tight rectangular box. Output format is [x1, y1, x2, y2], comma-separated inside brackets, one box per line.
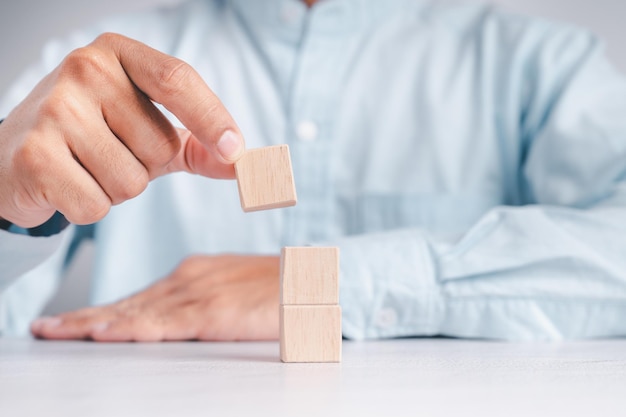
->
[1, 338, 625, 417]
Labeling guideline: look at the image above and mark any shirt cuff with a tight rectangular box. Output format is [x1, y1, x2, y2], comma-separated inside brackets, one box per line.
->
[0, 226, 73, 291]
[336, 229, 444, 340]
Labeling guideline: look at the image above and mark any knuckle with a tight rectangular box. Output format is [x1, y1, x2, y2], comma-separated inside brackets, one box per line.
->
[189, 97, 222, 127]
[39, 87, 84, 123]
[177, 255, 208, 274]
[157, 59, 195, 96]
[13, 137, 47, 176]
[179, 255, 202, 269]
[114, 300, 142, 317]
[73, 195, 111, 225]
[146, 135, 181, 169]
[180, 96, 228, 141]
[59, 46, 111, 83]
[114, 169, 149, 203]
[84, 199, 111, 224]
[36, 93, 64, 122]
[93, 32, 123, 47]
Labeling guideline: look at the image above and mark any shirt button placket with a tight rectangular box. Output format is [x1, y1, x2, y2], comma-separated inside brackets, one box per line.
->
[282, 2, 352, 246]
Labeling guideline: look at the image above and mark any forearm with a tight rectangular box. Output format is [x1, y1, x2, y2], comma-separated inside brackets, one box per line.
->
[338, 203, 626, 341]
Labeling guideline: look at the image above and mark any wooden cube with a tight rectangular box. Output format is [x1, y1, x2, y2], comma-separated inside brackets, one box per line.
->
[280, 247, 339, 305]
[234, 145, 297, 212]
[280, 305, 342, 363]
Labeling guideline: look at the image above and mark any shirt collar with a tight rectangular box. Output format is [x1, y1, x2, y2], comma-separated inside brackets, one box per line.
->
[226, 0, 432, 42]
[228, 0, 421, 39]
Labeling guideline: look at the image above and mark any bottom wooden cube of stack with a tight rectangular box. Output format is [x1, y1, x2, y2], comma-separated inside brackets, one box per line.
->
[280, 305, 342, 363]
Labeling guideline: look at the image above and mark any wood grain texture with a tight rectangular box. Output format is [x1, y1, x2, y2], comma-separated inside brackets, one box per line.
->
[280, 247, 339, 305]
[280, 305, 342, 363]
[234, 145, 297, 212]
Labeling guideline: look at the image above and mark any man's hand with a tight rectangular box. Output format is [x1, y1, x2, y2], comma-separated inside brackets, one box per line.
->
[0, 33, 245, 228]
[30, 255, 280, 342]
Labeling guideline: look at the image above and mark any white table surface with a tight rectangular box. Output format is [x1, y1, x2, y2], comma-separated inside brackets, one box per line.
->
[1, 338, 625, 417]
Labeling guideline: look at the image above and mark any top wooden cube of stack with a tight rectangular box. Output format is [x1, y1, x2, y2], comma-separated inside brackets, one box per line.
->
[234, 145, 297, 212]
[280, 247, 339, 305]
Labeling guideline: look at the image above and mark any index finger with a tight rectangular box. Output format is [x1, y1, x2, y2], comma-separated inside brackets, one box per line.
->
[95, 33, 245, 164]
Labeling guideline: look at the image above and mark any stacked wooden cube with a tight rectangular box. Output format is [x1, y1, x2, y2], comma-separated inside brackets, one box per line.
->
[235, 144, 342, 363]
[279, 247, 341, 363]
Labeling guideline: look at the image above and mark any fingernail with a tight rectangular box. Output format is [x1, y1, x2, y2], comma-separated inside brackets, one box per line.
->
[92, 322, 110, 333]
[217, 130, 244, 162]
[32, 317, 63, 330]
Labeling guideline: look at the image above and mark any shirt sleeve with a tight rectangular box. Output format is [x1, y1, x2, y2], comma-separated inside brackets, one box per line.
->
[338, 24, 626, 341]
[0, 226, 74, 291]
[0, 226, 75, 336]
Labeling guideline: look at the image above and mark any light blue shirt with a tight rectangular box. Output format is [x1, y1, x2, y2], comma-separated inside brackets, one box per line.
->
[1, 0, 626, 340]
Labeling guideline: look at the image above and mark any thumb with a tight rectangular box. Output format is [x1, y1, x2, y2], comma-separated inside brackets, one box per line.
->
[164, 128, 242, 179]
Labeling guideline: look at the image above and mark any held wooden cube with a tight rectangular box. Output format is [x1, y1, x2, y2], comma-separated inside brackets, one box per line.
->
[234, 145, 297, 212]
[280, 247, 339, 305]
[280, 305, 342, 363]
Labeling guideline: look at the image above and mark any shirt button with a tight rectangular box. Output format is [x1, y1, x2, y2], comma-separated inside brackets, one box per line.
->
[296, 120, 319, 142]
[374, 308, 398, 329]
